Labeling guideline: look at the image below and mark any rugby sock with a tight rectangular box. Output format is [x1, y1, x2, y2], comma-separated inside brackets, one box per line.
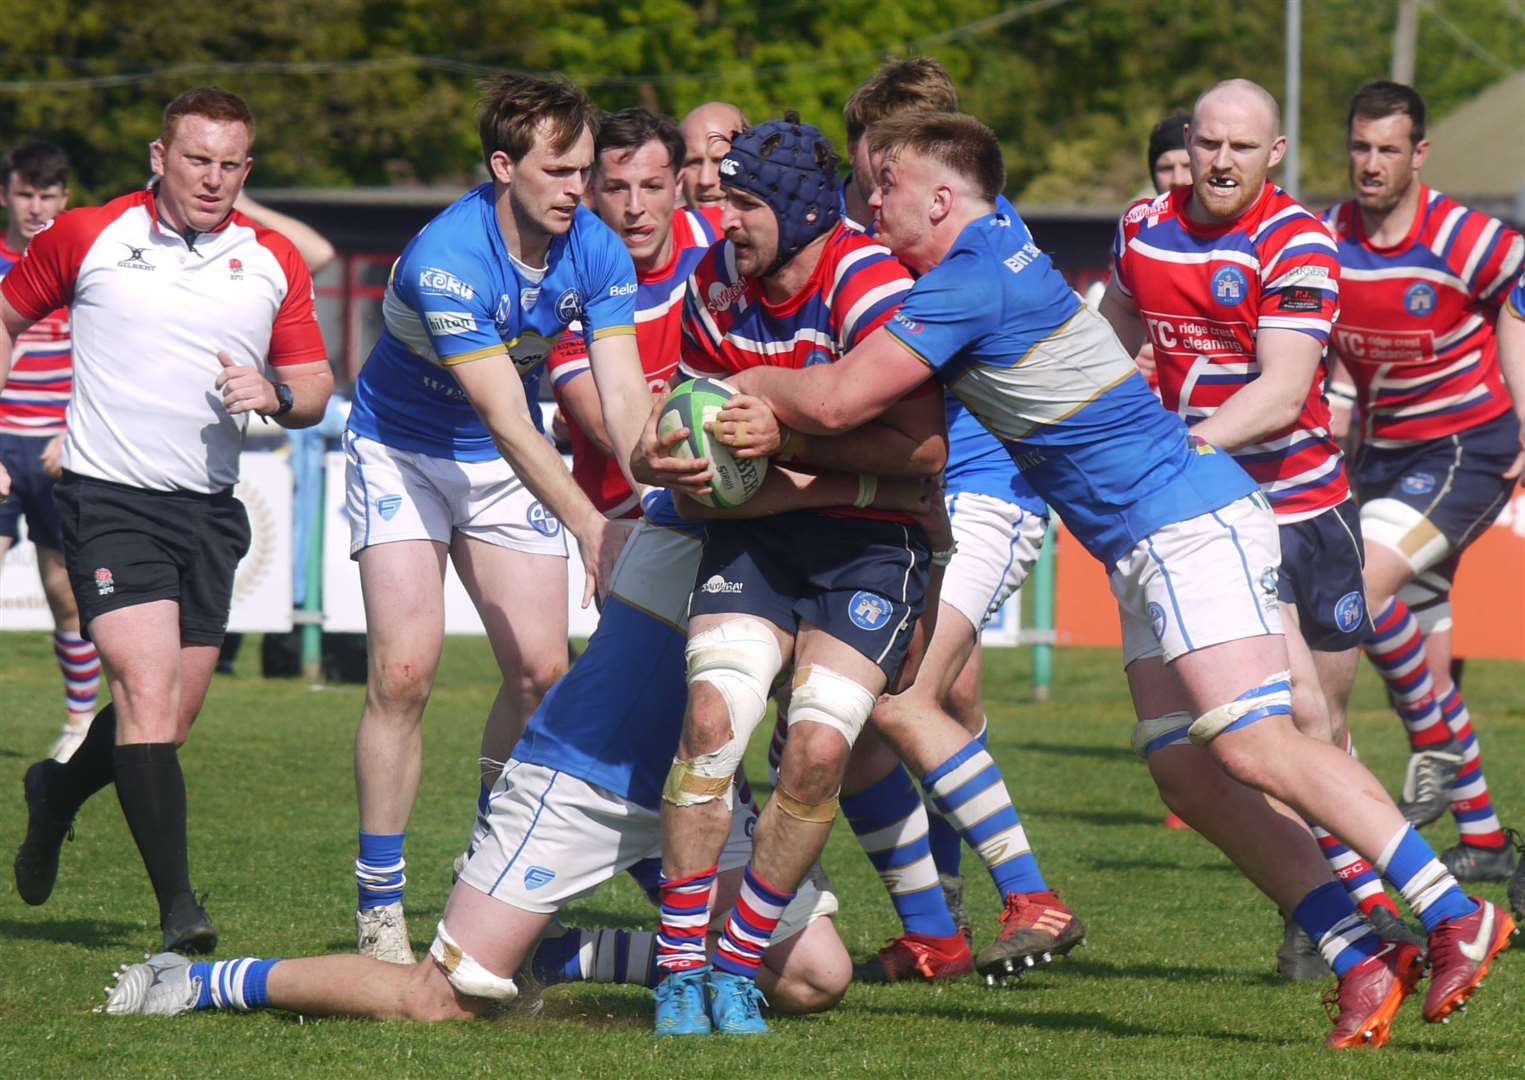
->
[842, 766, 959, 938]
[53, 630, 100, 722]
[355, 832, 407, 910]
[532, 928, 660, 987]
[1291, 881, 1382, 977]
[190, 958, 280, 1010]
[924, 738, 1047, 898]
[713, 865, 794, 979]
[1438, 686, 1506, 849]
[1375, 824, 1477, 931]
[113, 743, 192, 922]
[1311, 826, 1402, 918]
[44, 702, 117, 815]
[1364, 599, 1448, 748]
[655, 865, 716, 975]
[926, 718, 989, 878]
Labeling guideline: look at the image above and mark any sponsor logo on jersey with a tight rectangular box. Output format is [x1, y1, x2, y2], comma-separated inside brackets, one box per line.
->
[1330, 324, 1433, 365]
[94, 567, 115, 596]
[555, 288, 584, 324]
[227, 257, 244, 281]
[700, 574, 743, 594]
[377, 495, 403, 521]
[1144, 315, 1248, 355]
[1147, 601, 1166, 641]
[418, 267, 475, 301]
[1211, 266, 1248, 304]
[893, 311, 923, 335]
[527, 501, 562, 537]
[425, 310, 477, 336]
[849, 590, 892, 631]
[507, 333, 554, 375]
[1400, 472, 1436, 495]
[707, 278, 748, 314]
[1003, 241, 1043, 275]
[519, 287, 540, 312]
[1277, 285, 1322, 312]
[522, 866, 556, 890]
[116, 244, 155, 271]
[609, 281, 637, 297]
[1404, 282, 1437, 317]
[1334, 590, 1365, 633]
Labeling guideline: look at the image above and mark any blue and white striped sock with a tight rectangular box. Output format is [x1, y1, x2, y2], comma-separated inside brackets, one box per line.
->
[843, 766, 959, 938]
[925, 718, 990, 878]
[190, 958, 280, 1010]
[1291, 882, 1381, 977]
[356, 832, 406, 910]
[924, 738, 1047, 898]
[1375, 825, 1476, 931]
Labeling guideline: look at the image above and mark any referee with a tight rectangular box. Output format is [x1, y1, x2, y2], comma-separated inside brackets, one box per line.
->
[3, 87, 333, 952]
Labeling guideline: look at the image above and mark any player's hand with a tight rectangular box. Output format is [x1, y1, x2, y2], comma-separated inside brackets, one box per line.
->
[1504, 441, 1525, 486]
[0, 459, 11, 502]
[40, 433, 65, 479]
[572, 515, 636, 609]
[872, 475, 940, 516]
[215, 351, 279, 416]
[1133, 342, 1157, 382]
[632, 386, 713, 494]
[912, 488, 955, 556]
[710, 394, 782, 459]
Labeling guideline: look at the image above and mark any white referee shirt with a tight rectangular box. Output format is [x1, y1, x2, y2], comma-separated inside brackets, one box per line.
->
[1, 189, 327, 493]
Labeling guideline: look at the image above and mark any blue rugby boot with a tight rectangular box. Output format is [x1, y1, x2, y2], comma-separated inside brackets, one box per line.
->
[653, 967, 711, 1037]
[707, 969, 770, 1035]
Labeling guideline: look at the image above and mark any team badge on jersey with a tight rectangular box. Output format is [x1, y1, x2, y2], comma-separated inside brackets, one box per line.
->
[377, 495, 403, 521]
[1400, 472, 1436, 495]
[1147, 601, 1167, 641]
[526, 501, 561, 537]
[555, 288, 584, 323]
[1211, 266, 1247, 304]
[849, 590, 892, 631]
[1334, 591, 1365, 634]
[1403, 283, 1437, 317]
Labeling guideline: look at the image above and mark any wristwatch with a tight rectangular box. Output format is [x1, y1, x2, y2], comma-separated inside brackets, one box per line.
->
[272, 382, 295, 418]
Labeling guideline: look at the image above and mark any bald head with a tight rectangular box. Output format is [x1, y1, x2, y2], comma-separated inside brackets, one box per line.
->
[1184, 78, 1288, 224]
[1192, 79, 1281, 141]
[680, 101, 748, 209]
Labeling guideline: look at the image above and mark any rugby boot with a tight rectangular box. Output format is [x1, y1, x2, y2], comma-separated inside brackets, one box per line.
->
[1322, 942, 1424, 1049]
[1422, 898, 1516, 1023]
[162, 891, 218, 955]
[706, 969, 770, 1035]
[356, 901, 413, 964]
[14, 760, 74, 906]
[854, 932, 974, 984]
[940, 874, 972, 945]
[1276, 916, 1331, 982]
[975, 890, 1086, 986]
[1438, 840, 1518, 884]
[99, 952, 201, 1016]
[653, 967, 711, 1037]
[49, 716, 92, 764]
[1396, 744, 1464, 828]
[1367, 907, 1427, 960]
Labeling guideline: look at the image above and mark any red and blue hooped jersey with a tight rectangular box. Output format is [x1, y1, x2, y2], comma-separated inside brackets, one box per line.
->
[1323, 187, 1524, 448]
[1113, 182, 1348, 523]
[0, 240, 71, 436]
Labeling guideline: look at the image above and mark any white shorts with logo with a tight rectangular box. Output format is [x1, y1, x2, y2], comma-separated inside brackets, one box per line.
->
[941, 491, 1047, 631]
[344, 432, 568, 558]
[459, 759, 837, 942]
[1111, 494, 1284, 666]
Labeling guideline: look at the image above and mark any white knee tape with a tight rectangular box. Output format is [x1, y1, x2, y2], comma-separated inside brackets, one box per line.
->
[1397, 575, 1453, 635]
[785, 664, 877, 747]
[1360, 497, 1451, 573]
[1188, 670, 1293, 746]
[429, 922, 519, 1004]
[1130, 712, 1193, 759]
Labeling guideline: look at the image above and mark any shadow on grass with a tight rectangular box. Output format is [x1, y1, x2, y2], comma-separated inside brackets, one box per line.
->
[1064, 956, 1265, 985]
[0, 916, 143, 948]
[852, 999, 1280, 1045]
[1083, 855, 1236, 874]
[1008, 742, 1133, 762]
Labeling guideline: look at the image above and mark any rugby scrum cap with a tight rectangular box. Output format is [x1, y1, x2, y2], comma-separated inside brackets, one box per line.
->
[720, 113, 841, 274]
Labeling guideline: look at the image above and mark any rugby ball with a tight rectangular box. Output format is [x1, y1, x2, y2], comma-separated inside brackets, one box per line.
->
[657, 377, 768, 508]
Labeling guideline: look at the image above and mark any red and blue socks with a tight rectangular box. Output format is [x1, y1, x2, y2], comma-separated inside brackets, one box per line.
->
[713, 866, 794, 979]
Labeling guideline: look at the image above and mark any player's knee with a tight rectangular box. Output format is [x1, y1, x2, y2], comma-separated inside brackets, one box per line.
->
[680, 681, 738, 756]
[778, 723, 851, 801]
[417, 923, 518, 1020]
[368, 657, 434, 716]
[514, 650, 568, 704]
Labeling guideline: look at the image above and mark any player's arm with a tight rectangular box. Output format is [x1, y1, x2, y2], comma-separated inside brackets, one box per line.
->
[1191, 328, 1323, 451]
[1324, 354, 1358, 445]
[1496, 291, 1525, 482]
[1098, 281, 1148, 357]
[673, 467, 932, 521]
[713, 388, 945, 477]
[556, 369, 615, 455]
[585, 332, 654, 486]
[234, 194, 337, 274]
[216, 353, 334, 429]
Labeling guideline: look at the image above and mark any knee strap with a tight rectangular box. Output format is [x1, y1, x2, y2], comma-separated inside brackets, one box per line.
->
[1130, 711, 1193, 759]
[1360, 497, 1451, 573]
[772, 784, 841, 824]
[1188, 670, 1293, 746]
[785, 664, 877, 748]
[429, 922, 519, 1004]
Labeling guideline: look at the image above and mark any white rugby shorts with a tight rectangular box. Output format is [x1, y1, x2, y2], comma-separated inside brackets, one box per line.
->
[344, 432, 568, 558]
[1111, 494, 1284, 666]
[941, 491, 1046, 632]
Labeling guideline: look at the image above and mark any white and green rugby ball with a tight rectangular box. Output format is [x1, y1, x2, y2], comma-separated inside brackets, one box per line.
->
[658, 377, 768, 508]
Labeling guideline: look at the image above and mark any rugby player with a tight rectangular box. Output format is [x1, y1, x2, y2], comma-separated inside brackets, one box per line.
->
[1102, 80, 1416, 979]
[341, 75, 664, 963]
[1323, 82, 1522, 882]
[725, 109, 1513, 1048]
[7, 88, 333, 952]
[678, 101, 747, 211]
[0, 141, 100, 762]
[631, 116, 947, 1035]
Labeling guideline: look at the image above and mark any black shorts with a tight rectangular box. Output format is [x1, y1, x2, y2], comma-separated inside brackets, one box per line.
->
[54, 472, 251, 645]
[1277, 500, 1370, 652]
[690, 511, 930, 679]
[0, 433, 64, 549]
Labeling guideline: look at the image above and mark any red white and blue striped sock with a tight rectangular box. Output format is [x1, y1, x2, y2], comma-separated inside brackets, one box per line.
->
[53, 629, 100, 722]
[1364, 599, 1448, 748]
[713, 866, 795, 980]
[655, 865, 716, 975]
[1311, 825, 1402, 918]
[1439, 686, 1506, 849]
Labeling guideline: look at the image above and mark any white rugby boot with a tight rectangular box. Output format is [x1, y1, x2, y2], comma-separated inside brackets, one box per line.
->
[99, 952, 201, 1016]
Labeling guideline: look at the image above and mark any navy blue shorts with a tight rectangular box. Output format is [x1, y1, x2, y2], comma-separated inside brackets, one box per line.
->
[689, 512, 930, 679]
[0, 433, 64, 549]
[1277, 500, 1370, 652]
[1353, 410, 1520, 554]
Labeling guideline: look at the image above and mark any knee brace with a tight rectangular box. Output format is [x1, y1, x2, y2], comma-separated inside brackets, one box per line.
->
[428, 922, 519, 1004]
[772, 783, 841, 824]
[1188, 670, 1292, 746]
[1360, 498, 1451, 574]
[664, 619, 783, 809]
[1398, 573, 1453, 635]
[785, 664, 877, 747]
[1130, 711, 1193, 759]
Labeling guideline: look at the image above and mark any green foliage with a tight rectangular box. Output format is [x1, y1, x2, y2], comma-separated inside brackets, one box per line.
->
[0, 0, 1521, 204]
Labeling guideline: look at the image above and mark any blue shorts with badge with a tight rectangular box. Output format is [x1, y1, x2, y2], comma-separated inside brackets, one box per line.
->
[689, 511, 930, 679]
[1277, 500, 1370, 652]
[0, 433, 64, 549]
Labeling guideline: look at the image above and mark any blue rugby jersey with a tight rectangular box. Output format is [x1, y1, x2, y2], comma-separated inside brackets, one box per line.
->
[348, 185, 636, 461]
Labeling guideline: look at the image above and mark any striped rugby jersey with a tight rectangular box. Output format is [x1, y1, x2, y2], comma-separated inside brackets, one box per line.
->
[0, 239, 71, 436]
[679, 221, 914, 520]
[548, 207, 720, 518]
[1323, 186, 1524, 448]
[1113, 182, 1348, 522]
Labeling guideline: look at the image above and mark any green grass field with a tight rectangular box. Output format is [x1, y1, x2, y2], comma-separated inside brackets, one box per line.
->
[2, 632, 1522, 1077]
